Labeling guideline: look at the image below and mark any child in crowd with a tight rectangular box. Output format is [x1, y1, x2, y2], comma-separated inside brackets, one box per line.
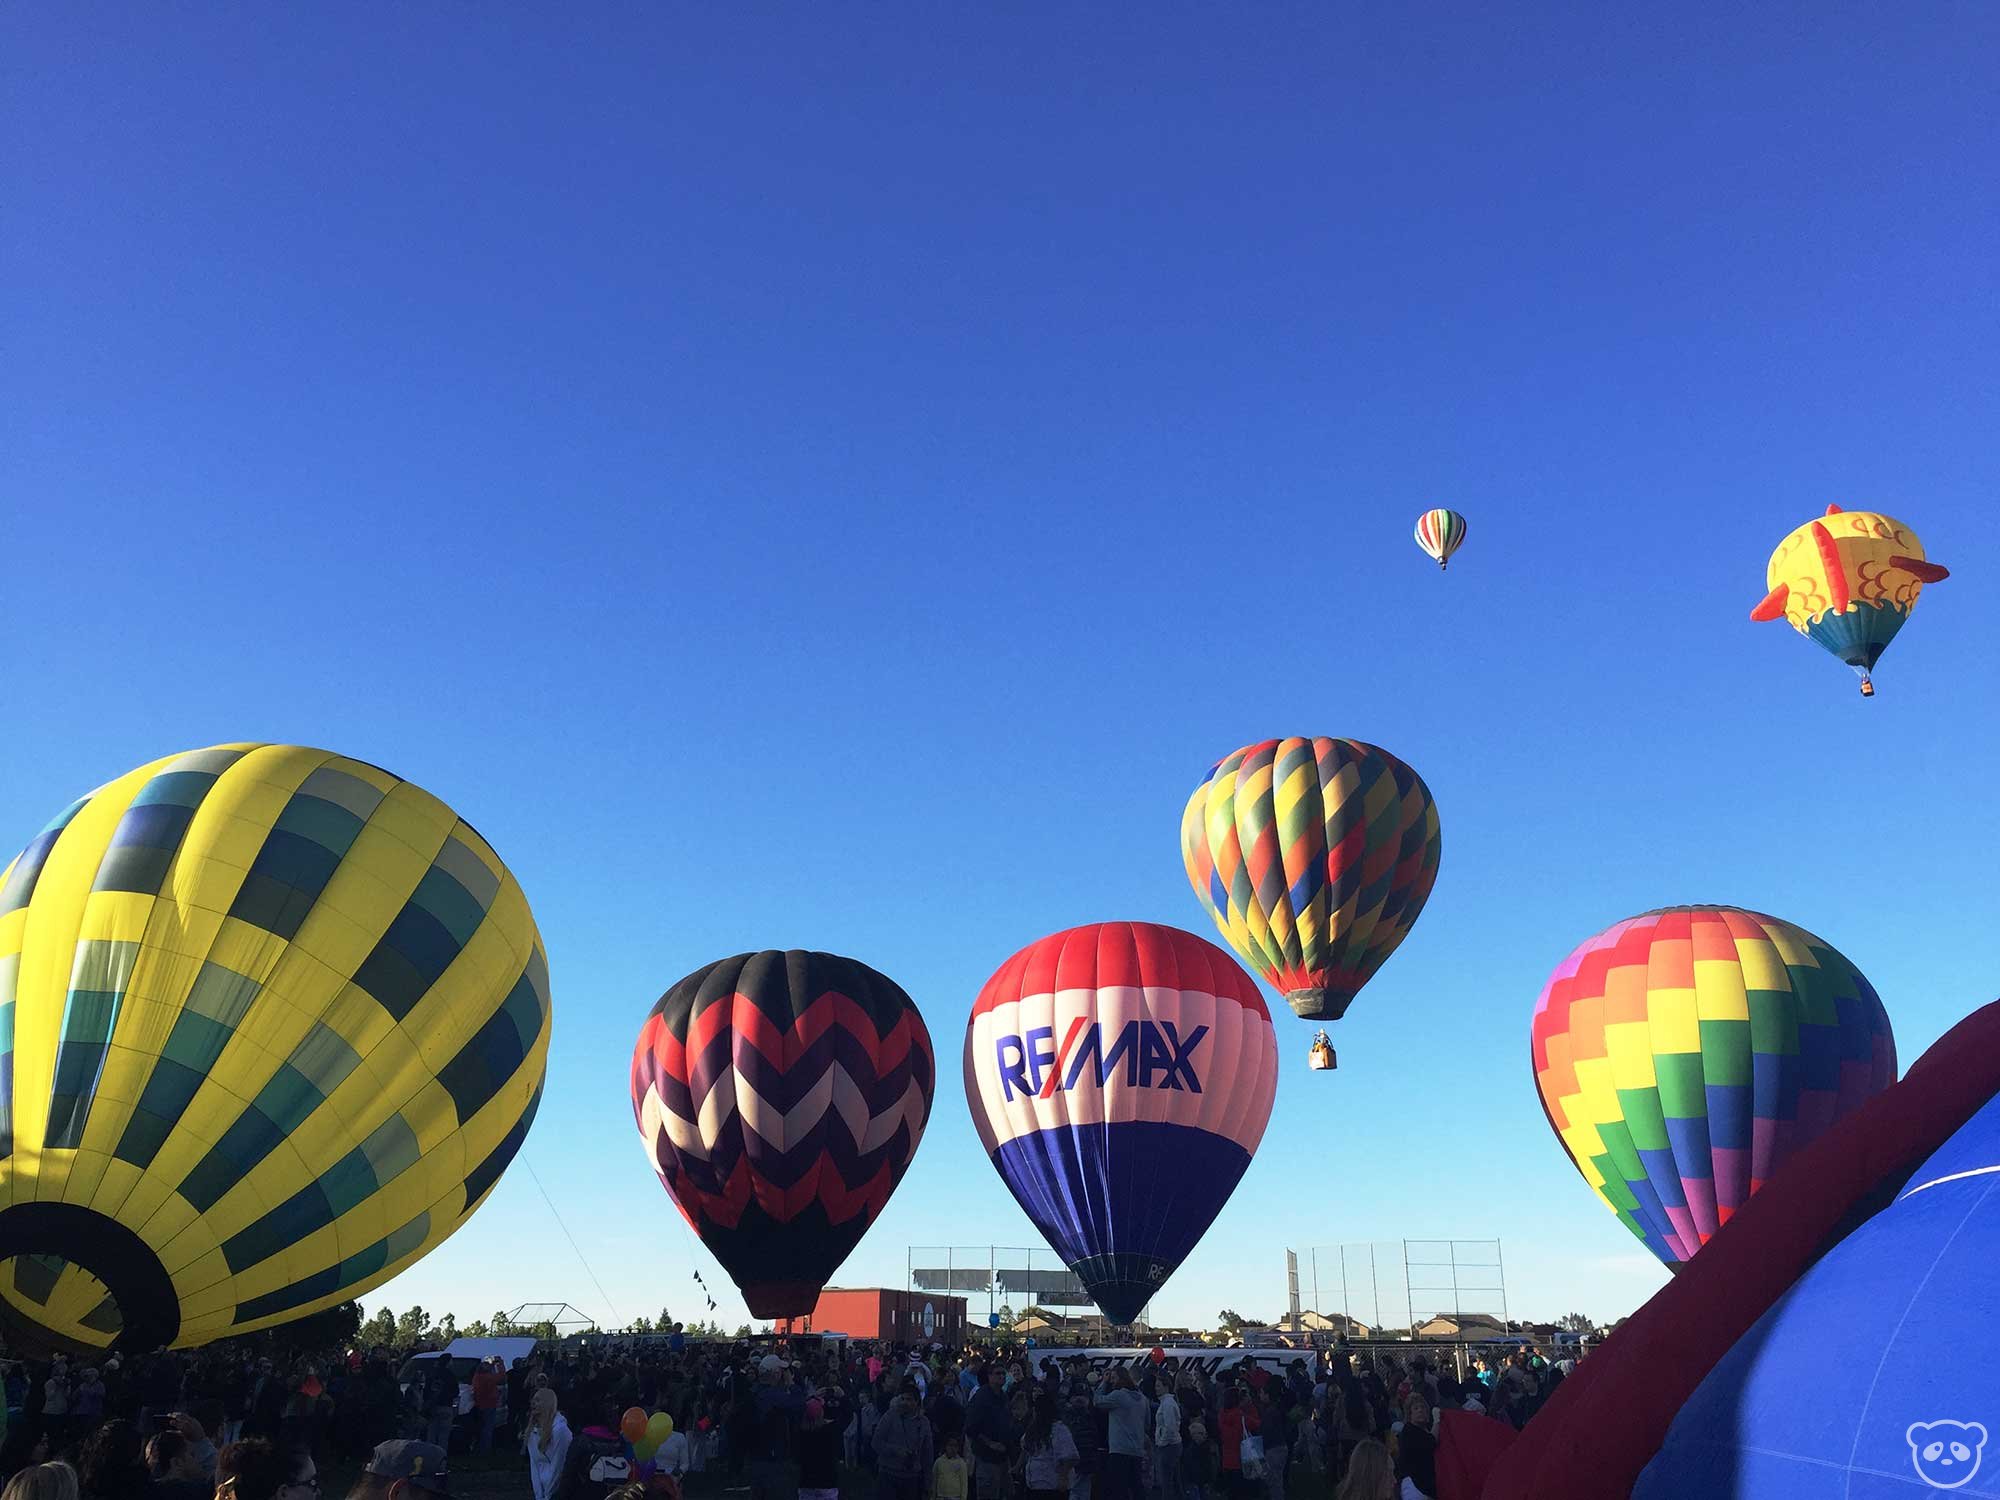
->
[934, 1434, 969, 1500]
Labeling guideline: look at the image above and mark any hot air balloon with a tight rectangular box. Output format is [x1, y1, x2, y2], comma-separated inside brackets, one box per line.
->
[0, 745, 549, 1352]
[1530, 906, 1895, 1270]
[964, 922, 1277, 1325]
[1180, 738, 1440, 1024]
[1750, 504, 1949, 696]
[630, 951, 933, 1319]
[1414, 509, 1467, 570]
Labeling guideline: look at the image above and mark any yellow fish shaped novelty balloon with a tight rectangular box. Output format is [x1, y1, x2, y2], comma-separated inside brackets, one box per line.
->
[1750, 504, 1949, 696]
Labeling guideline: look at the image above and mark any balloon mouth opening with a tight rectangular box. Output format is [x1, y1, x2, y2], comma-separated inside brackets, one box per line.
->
[0, 1202, 179, 1353]
[741, 1280, 824, 1321]
[1287, 989, 1353, 1021]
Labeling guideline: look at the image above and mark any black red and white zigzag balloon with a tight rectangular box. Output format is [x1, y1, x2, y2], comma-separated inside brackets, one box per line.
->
[630, 950, 935, 1318]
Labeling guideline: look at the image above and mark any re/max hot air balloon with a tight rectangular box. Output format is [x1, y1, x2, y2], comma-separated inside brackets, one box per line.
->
[1530, 906, 1895, 1270]
[630, 951, 934, 1319]
[964, 922, 1277, 1325]
[1181, 738, 1440, 1023]
[1750, 504, 1950, 696]
[0, 745, 549, 1351]
[1414, 509, 1467, 570]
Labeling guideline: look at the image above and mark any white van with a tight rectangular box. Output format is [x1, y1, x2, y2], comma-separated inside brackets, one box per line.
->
[398, 1336, 541, 1421]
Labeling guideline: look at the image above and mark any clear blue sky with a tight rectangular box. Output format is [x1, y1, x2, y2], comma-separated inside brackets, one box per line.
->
[5, 4, 1996, 1336]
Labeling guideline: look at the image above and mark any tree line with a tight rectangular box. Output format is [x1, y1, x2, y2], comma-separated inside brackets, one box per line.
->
[349, 1305, 751, 1349]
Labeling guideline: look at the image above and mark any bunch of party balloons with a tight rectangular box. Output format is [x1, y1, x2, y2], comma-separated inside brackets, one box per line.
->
[622, 1407, 676, 1468]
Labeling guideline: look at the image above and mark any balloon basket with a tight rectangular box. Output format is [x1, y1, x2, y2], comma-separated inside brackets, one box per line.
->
[1308, 1033, 1337, 1072]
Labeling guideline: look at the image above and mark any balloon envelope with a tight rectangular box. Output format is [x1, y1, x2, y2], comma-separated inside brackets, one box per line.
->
[1414, 508, 1468, 569]
[1636, 1087, 2000, 1498]
[0, 745, 549, 1351]
[1181, 738, 1441, 1021]
[1750, 505, 1948, 692]
[631, 951, 934, 1319]
[621, 1408, 647, 1443]
[964, 922, 1277, 1324]
[1531, 906, 1895, 1268]
[646, 1411, 674, 1444]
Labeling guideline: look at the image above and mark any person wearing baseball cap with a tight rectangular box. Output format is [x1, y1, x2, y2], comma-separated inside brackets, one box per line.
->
[348, 1440, 450, 1500]
[749, 1355, 804, 1500]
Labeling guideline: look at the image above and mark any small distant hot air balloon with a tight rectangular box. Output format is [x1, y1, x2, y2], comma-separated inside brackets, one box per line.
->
[1530, 906, 1895, 1271]
[964, 922, 1277, 1325]
[1181, 738, 1440, 1028]
[1750, 504, 1949, 696]
[1414, 509, 1467, 570]
[630, 951, 934, 1319]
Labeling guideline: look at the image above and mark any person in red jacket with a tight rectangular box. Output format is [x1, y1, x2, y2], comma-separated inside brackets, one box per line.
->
[1217, 1387, 1261, 1498]
[472, 1360, 504, 1453]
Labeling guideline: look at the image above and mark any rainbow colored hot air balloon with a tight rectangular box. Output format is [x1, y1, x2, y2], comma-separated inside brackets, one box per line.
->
[0, 745, 549, 1351]
[1530, 906, 1896, 1270]
[630, 951, 933, 1319]
[964, 922, 1276, 1325]
[1750, 504, 1949, 696]
[1181, 738, 1440, 1022]
[1414, 508, 1467, 570]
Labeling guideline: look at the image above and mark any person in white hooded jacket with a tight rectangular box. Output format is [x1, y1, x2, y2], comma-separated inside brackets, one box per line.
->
[525, 1388, 572, 1500]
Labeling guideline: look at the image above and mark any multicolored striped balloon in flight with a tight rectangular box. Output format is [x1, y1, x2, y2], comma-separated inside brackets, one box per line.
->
[1414, 508, 1468, 570]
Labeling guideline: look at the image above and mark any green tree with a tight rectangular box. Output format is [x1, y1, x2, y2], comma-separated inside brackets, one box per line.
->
[285, 1300, 363, 1350]
[659, 1308, 676, 1331]
[1557, 1312, 1595, 1334]
[433, 1312, 458, 1344]
[460, 1318, 489, 1339]
[1217, 1310, 1248, 1332]
[361, 1307, 398, 1348]
[395, 1306, 430, 1347]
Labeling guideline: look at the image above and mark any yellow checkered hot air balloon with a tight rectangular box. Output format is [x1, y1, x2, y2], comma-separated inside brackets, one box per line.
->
[0, 745, 549, 1351]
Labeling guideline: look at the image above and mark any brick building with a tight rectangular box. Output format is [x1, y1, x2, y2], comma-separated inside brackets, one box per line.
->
[804, 1287, 966, 1343]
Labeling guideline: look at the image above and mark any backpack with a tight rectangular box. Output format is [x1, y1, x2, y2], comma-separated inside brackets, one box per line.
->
[558, 1428, 632, 1500]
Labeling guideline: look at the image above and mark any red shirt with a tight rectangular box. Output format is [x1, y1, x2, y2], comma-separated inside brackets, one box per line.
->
[472, 1370, 501, 1411]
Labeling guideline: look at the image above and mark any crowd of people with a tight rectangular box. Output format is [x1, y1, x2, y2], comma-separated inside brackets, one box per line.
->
[0, 1335, 1577, 1500]
[495, 1333, 1578, 1500]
